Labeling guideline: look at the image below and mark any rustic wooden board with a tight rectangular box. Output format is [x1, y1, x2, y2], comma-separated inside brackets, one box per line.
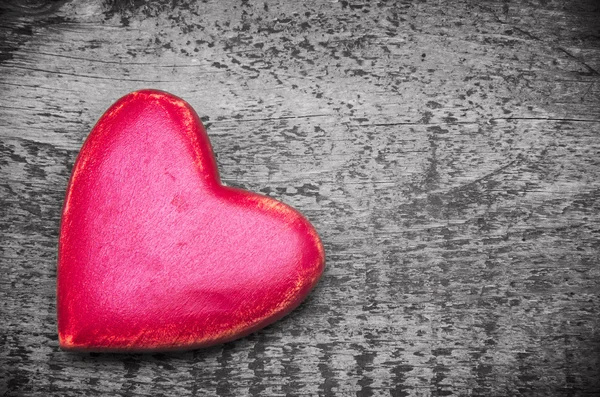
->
[1, 0, 599, 395]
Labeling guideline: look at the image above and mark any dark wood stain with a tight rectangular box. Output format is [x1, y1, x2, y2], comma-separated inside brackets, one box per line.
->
[1, 0, 600, 395]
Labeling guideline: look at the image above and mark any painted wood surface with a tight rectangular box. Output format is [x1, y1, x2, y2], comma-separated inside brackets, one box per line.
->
[1, 0, 599, 395]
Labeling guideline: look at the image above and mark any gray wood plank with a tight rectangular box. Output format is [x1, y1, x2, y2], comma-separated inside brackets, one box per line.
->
[1, 0, 599, 395]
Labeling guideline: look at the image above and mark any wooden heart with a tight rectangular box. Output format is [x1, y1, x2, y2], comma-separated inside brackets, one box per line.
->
[57, 90, 325, 352]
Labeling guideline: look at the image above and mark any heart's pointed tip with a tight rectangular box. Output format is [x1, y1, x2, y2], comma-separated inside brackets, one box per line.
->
[58, 328, 95, 352]
[58, 332, 77, 351]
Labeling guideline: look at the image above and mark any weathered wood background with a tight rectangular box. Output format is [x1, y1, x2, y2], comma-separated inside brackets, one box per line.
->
[1, 0, 599, 395]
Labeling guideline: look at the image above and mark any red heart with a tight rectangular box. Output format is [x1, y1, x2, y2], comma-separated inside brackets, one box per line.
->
[57, 90, 325, 352]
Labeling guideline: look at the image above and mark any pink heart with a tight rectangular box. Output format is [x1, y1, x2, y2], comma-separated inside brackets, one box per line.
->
[57, 90, 325, 351]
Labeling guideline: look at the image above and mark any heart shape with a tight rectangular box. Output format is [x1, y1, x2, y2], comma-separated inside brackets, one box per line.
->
[57, 90, 325, 352]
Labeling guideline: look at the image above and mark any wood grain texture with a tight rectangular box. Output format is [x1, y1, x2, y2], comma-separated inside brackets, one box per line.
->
[1, 0, 599, 395]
